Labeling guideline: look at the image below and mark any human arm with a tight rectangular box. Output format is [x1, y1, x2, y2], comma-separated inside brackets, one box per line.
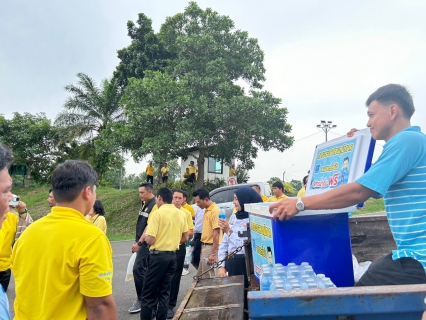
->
[85, 295, 117, 320]
[217, 231, 229, 270]
[15, 201, 28, 219]
[208, 228, 220, 265]
[145, 235, 156, 245]
[269, 182, 376, 221]
[180, 231, 189, 244]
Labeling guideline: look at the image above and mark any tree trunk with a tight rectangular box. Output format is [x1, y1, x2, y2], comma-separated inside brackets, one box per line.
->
[24, 166, 31, 188]
[195, 148, 205, 189]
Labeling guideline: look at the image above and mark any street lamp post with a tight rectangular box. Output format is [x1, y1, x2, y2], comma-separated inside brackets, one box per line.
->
[316, 120, 337, 142]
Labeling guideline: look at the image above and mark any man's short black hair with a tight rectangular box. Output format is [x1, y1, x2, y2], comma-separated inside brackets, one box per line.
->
[93, 199, 106, 216]
[302, 175, 308, 185]
[139, 182, 153, 191]
[366, 84, 415, 119]
[49, 188, 53, 193]
[0, 143, 13, 171]
[173, 188, 185, 197]
[157, 187, 173, 203]
[272, 181, 284, 191]
[182, 190, 189, 200]
[192, 187, 210, 200]
[51, 160, 98, 203]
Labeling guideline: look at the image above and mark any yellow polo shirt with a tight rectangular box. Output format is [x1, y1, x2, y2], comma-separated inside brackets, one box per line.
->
[146, 204, 188, 251]
[297, 186, 306, 198]
[183, 203, 196, 217]
[0, 212, 18, 271]
[201, 203, 220, 244]
[229, 168, 236, 176]
[146, 165, 154, 176]
[11, 206, 113, 320]
[267, 194, 288, 202]
[261, 194, 269, 202]
[180, 207, 194, 230]
[188, 165, 197, 174]
[85, 214, 107, 234]
[161, 167, 170, 176]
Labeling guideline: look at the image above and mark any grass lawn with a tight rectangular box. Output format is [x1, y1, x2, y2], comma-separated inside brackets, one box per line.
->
[12, 185, 385, 241]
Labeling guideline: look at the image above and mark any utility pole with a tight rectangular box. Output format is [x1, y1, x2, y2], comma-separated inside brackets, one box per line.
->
[282, 171, 285, 182]
[316, 120, 337, 142]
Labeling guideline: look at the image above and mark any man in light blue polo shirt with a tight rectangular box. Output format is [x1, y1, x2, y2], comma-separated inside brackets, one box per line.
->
[270, 84, 426, 286]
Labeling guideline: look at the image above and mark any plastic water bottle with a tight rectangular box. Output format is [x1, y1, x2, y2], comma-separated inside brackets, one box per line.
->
[270, 279, 284, 291]
[219, 209, 226, 220]
[308, 282, 318, 289]
[283, 280, 293, 290]
[303, 266, 316, 277]
[260, 269, 272, 291]
[291, 283, 302, 290]
[275, 283, 285, 291]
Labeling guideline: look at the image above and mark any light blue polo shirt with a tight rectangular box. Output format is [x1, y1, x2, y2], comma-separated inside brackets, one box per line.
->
[357, 126, 426, 270]
[0, 286, 10, 320]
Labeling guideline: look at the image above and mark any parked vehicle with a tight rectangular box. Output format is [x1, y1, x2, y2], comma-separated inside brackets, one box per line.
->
[209, 182, 272, 218]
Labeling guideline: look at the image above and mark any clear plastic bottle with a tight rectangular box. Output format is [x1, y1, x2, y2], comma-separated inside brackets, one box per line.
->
[276, 269, 286, 279]
[291, 283, 302, 290]
[275, 283, 285, 291]
[260, 269, 272, 291]
[283, 280, 293, 290]
[270, 279, 284, 291]
[303, 266, 315, 277]
[315, 277, 325, 288]
[308, 282, 318, 289]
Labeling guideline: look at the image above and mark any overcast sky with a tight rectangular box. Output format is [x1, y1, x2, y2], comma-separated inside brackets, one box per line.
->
[1, 0, 425, 182]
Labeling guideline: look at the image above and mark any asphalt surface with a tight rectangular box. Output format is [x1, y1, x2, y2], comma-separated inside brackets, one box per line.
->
[6, 240, 196, 320]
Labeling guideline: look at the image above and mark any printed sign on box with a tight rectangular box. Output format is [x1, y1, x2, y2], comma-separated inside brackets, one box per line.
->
[250, 214, 275, 279]
[311, 139, 357, 190]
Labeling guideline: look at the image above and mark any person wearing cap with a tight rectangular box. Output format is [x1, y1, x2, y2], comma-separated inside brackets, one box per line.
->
[0, 195, 33, 292]
[0, 142, 13, 320]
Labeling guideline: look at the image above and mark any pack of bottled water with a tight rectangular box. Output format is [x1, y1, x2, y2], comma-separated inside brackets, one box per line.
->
[259, 262, 337, 291]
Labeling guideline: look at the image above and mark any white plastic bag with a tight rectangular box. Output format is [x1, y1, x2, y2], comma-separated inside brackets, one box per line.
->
[125, 252, 137, 282]
[184, 246, 193, 267]
[352, 254, 372, 282]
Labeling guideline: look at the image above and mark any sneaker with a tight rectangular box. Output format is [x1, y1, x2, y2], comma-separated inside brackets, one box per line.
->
[167, 308, 175, 319]
[128, 300, 141, 313]
[182, 268, 189, 276]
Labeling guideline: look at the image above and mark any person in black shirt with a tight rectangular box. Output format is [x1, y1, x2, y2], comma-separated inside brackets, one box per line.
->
[128, 182, 157, 314]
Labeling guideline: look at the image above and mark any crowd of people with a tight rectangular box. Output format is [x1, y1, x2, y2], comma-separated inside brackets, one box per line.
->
[1, 84, 426, 319]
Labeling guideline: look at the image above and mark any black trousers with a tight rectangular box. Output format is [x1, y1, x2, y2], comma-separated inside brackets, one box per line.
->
[0, 269, 11, 292]
[141, 252, 176, 320]
[133, 243, 150, 300]
[356, 253, 426, 286]
[162, 176, 168, 183]
[188, 173, 196, 183]
[169, 243, 186, 309]
[191, 233, 202, 267]
[146, 175, 153, 184]
[226, 255, 248, 319]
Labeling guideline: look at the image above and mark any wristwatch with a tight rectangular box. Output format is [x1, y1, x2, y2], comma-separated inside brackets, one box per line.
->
[137, 241, 143, 246]
[296, 198, 305, 211]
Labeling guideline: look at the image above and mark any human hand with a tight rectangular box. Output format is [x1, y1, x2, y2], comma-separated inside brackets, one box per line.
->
[218, 218, 230, 234]
[208, 253, 216, 265]
[218, 267, 227, 277]
[347, 128, 359, 138]
[131, 243, 140, 253]
[269, 198, 299, 221]
[15, 201, 26, 213]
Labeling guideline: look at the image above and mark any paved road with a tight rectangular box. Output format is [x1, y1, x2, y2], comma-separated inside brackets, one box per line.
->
[6, 240, 196, 320]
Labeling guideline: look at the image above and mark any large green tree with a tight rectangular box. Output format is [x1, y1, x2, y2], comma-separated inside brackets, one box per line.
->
[55, 73, 125, 179]
[117, 3, 293, 188]
[0, 113, 61, 186]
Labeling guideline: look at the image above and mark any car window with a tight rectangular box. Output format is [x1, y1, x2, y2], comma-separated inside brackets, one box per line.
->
[210, 189, 234, 204]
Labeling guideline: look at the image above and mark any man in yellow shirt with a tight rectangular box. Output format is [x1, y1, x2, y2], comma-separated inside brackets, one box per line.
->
[140, 187, 188, 320]
[297, 175, 309, 198]
[168, 189, 194, 318]
[0, 143, 13, 320]
[11, 160, 116, 320]
[47, 188, 56, 207]
[193, 187, 220, 279]
[182, 190, 196, 218]
[267, 181, 288, 202]
[146, 161, 155, 184]
[188, 161, 197, 183]
[161, 162, 170, 183]
[229, 165, 236, 177]
[252, 185, 269, 202]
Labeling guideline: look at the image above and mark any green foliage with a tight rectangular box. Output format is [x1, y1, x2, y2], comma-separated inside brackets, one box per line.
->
[236, 166, 250, 184]
[290, 179, 302, 192]
[203, 178, 226, 192]
[267, 177, 282, 185]
[117, 3, 293, 188]
[0, 113, 62, 186]
[267, 177, 295, 194]
[354, 197, 385, 215]
[55, 73, 125, 179]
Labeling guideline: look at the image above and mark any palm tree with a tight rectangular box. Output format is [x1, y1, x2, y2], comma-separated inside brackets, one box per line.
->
[55, 73, 126, 178]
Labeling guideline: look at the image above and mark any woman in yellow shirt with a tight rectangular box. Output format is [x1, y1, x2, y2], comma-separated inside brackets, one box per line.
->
[85, 199, 107, 234]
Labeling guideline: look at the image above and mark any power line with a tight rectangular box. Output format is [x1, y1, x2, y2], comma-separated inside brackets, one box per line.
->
[293, 131, 322, 143]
